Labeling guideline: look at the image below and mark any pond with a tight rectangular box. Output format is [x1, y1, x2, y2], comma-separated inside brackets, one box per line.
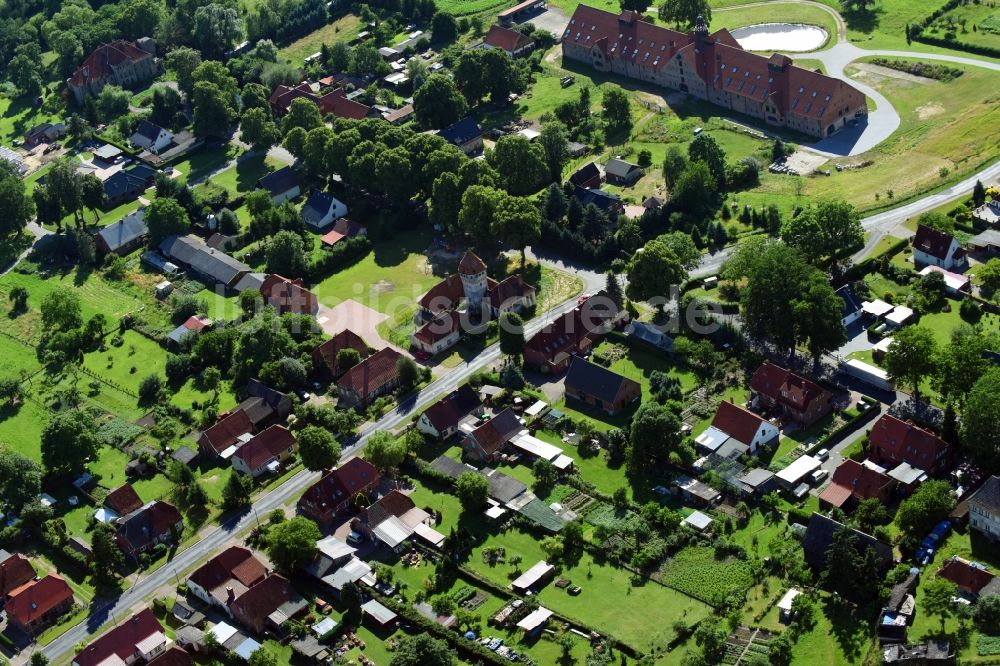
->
[731, 23, 828, 52]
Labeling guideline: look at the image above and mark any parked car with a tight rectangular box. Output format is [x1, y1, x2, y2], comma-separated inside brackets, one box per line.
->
[810, 469, 829, 484]
[816, 448, 830, 461]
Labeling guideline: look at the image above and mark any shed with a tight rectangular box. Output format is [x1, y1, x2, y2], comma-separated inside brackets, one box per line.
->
[361, 599, 398, 628]
[776, 455, 822, 488]
[510, 560, 554, 593]
[682, 510, 713, 532]
[516, 607, 553, 634]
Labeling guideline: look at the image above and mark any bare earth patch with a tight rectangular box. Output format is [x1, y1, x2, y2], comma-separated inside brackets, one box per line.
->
[371, 279, 395, 294]
[852, 62, 935, 85]
[785, 150, 829, 174]
[316, 299, 391, 349]
[917, 102, 945, 119]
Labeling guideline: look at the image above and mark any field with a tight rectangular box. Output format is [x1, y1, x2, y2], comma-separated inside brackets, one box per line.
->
[656, 546, 756, 605]
[278, 14, 364, 64]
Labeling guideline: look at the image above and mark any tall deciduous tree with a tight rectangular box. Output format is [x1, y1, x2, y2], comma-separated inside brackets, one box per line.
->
[626, 237, 686, 303]
[792, 270, 848, 367]
[884, 325, 938, 400]
[658, 0, 712, 29]
[459, 185, 503, 249]
[298, 426, 340, 471]
[0, 160, 34, 237]
[687, 133, 726, 189]
[41, 410, 99, 477]
[601, 87, 631, 129]
[389, 634, 456, 666]
[365, 431, 408, 473]
[146, 197, 190, 244]
[494, 196, 541, 265]
[240, 107, 281, 151]
[490, 134, 547, 195]
[455, 471, 489, 511]
[962, 369, 1000, 467]
[538, 121, 570, 183]
[266, 516, 321, 572]
[498, 312, 525, 357]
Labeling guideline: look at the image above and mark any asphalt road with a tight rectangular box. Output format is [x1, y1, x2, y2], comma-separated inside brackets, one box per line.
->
[35, 259, 606, 664]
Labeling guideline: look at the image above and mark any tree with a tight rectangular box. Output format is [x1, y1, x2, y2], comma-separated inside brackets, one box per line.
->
[884, 325, 938, 400]
[389, 634, 456, 666]
[397, 356, 421, 392]
[43, 158, 84, 227]
[500, 364, 525, 390]
[222, 471, 252, 509]
[459, 185, 503, 249]
[602, 87, 631, 129]
[688, 133, 727, 189]
[532, 457, 558, 493]
[455, 471, 489, 511]
[491, 135, 547, 195]
[605, 271, 625, 308]
[792, 270, 848, 367]
[494, 196, 541, 264]
[628, 402, 685, 475]
[265, 230, 306, 277]
[498, 312, 525, 357]
[298, 426, 340, 471]
[923, 578, 957, 633]
[621, 0, 652, 11]
[193, 4, 245, 57]
[0, 160, 34, 237]
[365, 431, 408, 472]
[657, 231, 702, 270]
[895, 480, 956, 545]
[670, 160, 717, 217]
[165, 47, 203, 95]
[975, 595, 1000, 634]
[40, 291, 82, 332]
[784, 200, 863, 265]
[240, 107, 281, 151]
[853, 497, 890, 533]
[79, 173, 104, 222]
[91, 522, 125, 587]
[431, 11, 458, 43]
[138, 374, 163, 403]
[973, 180, 987, 207]
[41, 410, 99, 477]
[662, 145, 688, 190]
[282, 97, 324, 135]
[336, 348, 362, 374]
[659, 0, 712, 29]
[538, 122, 570, 183]
[30, 653, 50, 666]
[8, 54, 41, 98]
[962, 369, 1000, 466]
[192, 82, 235, 138]
[543, 183, 567, 222]
[146, 197, 190, 245]
[626, 237, 687, 304]
[977, 258, 1000, 297]
[0, 451, 42, 512]
[266, 516, 321, 572]
[247, 648, 278, 666]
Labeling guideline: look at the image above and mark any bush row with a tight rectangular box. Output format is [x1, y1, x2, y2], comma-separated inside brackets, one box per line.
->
[306, 236, 372, 282]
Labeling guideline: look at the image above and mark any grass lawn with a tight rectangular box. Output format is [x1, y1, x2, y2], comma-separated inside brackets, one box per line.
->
[790, 592, 878, 666]
[0, 397, 49, 462]
[192, 153, 284, 198]
[919, 300, 1000, 346]
[536, 429, 627, 497]
[278, 15, 364, 64]
[171, 144, 241, 181]
[0, 96, 64, 144]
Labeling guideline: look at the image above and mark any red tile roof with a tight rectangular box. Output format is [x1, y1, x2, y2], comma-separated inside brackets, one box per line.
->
[524, 292, 618, 364]
[819, 459, 894, 508]
[413, 310, 460, 345]
[74, 608, 164, 666]
[300, 457, 380, 514]
[422, 385, 481, 433]
[869, 414, 950, 472]
[468, 408, 523, 456]
[68, 41, 151, 88]
[234, 424, 296, 471]
[188, 546, 267, 596]
[484, 25, 535, 54]
[260, 274, 318, 315]
[419, 274, 466, 314]
[458, 251, 487, 276]
[710, 400, 768, 445]
[914, 224, 957, 261]
[362, 489, 417, 527]
[336, 347, 403, 399]
[231, 573, 298, 631]
[0, 554, 36, 598]
[269, 83, 372, 120]
[938, 557, 996, 594]
[148, 646, 194, 666]
[488, 275, 535, 309]
[105, 483, 143, 516]
[320, 218, 366, 247]
[750, 362, 830, 413]
[200, 409, 254, 455]
[6, 574, 73, 629]
[312, 329, 371, 375]
[116, 501, 183, 554]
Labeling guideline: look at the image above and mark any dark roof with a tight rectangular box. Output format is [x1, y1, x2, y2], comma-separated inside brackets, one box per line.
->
[257, 166, 299, 197]
[362, 490, 416, 527]
[914, 224, 957, 261]
[200, 409, 254, 455]
[970, 476, 1000, 514]
[134, 119, 168, 142]
[604, 158, 642, 179]
[171, 446, 198, 466]
[188, 546, 267, 596]
[467, 408, 523, 455]
[422, 385, 481, 432]
[231, 573, 303, 629]
[234, 424, 296, 470]
[260, 274, 318, 315]
[159, 234, 250, 287]
[336, 347, 403, 398]
[7, 574, 73, 628]
[801, 513, 893, 570]
[246, 378, 292, 416]
[312, 329, 371, 375]
[483, 468, 527, 504]
[147, 646, 194, 666]
[938, 557, 996, 594]
[430, 454, 471, 480]
[419, 274, 466, 314]
[524, 292, 619, 364]
[458, 251, 487, 275]
[570, 162, 601, 186]
[437, 117, 482, 144]
[116, 501, 183, 552]
[105, 483, 144, 515]
[572, 185, 621, 212]
[74, 608, 164, 666]
[835, 284, 862, 318]
[0, 554, 36, 597]
[103, 164, 157, 200]
[301, 191, 341, 227]
[565, 356, 638, 405]
[300, 457, 380, 511]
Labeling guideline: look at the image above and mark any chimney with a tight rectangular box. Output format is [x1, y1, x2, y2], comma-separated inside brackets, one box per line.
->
[227, 586, 235, 603]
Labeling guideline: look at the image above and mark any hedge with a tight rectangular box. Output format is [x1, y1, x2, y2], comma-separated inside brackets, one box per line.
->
[306, 236, 372, 281]
[843, 236, 908, 281]
[804, 402, 881, 455]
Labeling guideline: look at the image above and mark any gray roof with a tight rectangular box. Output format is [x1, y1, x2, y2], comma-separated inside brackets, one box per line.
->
[430, 454, 474, 480]
[565, 356, 636, 405]
[257, 166, 298, 197]
[301, 191, 341, 227]
[970, 476, 1000, 513]
[604, 157, 641, 178]
[739, 468, 775, 488]
[134, 119, 168, 142]
[232, 272, 265, 293]
[970, 229, 1000, 248]
[103, 163, 157, 200]
[159, 234, 250, 286]
[93, 144, 122, 160]
[801, 513, 893, 570]
[97, 209, 147, 251]
[483, 468, 527, 504]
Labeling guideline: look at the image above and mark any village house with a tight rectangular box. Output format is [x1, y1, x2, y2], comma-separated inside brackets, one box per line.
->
[336, 347, 404, 407]
[230, 573, 309, 635]
[298, 457, 381, 525]
[23, 122, 65, 147]
[436, 117, 484, 155]
[818, 459, 895, 511]
[523, 293, 620, 373]
[482, 24, 536, 57]
[969, 476, 1000, 542]
[104, 483, 144, 518]
[238, 379, 293, 430]
[416, 251, 535, 323]
[72, 608, 170, 666]
[159, 234, 254, 292]
[67, 39, 157, 104]
[918, 265, 970, 295]
[603, 158, 644, 186]
[259, 274, 319, 315]
[869, 414, 951, 476]
[462, 408, 523, 463]
[937, 555, 1000, 598]
[268, 82, 372, 120]
[836, 284, 864, 328]
[320, 218, 367, 247]
[115, 500, 185, 558]
[417, 385, 482, 439]
[256, 167, 300, 205]
[569, 162, 603, 189]
[749, 361, 834, 427]
[231, 424, 298, 478]
[0, 553, 36, 599]
[167, 314, 213, 346]
[130, 119, 174, 153]
[304, 536, 371, 599]
[300, 191, 349, 230]
[312, 329, 372, 378]
[912, 224, 966, 271]
[411, 310, 461, 356]
[572, 185, 625, 220]
[801, 513, 893, 572]
[187, 546, 268, 615]
[103, 163, 157, 208]
[356, 490, 437, 551]
[561, 8, 865, 138]
[695, 399, 779, 456]
[563, 356, 640, 415]
[96, 209, 148, 256]
[198, 408, 256, 459]
[6, 574, 74, 634]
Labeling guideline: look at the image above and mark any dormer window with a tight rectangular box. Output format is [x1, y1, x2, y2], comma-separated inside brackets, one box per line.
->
[798, 86, 805, 93]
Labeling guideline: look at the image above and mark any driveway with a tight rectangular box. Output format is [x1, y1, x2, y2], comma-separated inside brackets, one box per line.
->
[518, 6, 570, 36]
